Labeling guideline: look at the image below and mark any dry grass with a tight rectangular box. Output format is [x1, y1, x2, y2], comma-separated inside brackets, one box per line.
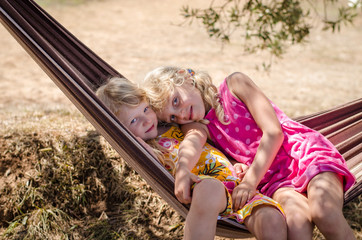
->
[0, 108, 361, 240]
[0, 108, 185, 240]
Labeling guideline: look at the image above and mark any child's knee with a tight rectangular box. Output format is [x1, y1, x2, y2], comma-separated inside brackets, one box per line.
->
[308, 172, 344, 203]
[245, 206, 287, 238]
[264, 210, 286, 231]
[194, 178, 224, 197]
[310, 204, 342, 228]
[254, 205, 285, 224]
[192, 179, 226, 213]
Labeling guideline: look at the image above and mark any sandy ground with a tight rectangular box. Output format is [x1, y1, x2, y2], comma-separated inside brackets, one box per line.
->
[0, 0, 361, 118]
[0, 0, 361, 239]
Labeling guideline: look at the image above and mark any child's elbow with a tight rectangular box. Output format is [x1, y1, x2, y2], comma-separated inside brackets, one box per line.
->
[271, 127, 284, 145]
[264, 126, 284, 145]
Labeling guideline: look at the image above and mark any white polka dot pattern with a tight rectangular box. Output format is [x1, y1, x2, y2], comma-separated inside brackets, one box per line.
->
[203, 78, 356, 196]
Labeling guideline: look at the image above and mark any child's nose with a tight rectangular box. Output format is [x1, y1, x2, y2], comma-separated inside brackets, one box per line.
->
[143, 117, 151, 124]
[179, 109, 187, 120]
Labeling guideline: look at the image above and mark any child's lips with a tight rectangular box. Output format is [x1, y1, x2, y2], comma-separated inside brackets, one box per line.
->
[189, 106, 193, 120]
[146, 124, 154, 133]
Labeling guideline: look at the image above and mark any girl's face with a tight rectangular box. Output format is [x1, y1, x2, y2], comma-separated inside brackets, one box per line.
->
[117, 100, 158, 140]
[157, 79, 205, 124]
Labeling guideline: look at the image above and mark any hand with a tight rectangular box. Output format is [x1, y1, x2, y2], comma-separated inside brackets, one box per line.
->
[174, 165, 201, 204]
[234, 163, 249, 180]
[232, 181, 256, 211]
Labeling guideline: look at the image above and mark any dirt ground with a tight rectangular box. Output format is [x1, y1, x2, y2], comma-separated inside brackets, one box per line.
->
[0, 0, 361, 239]
[1, 0, 361, 116]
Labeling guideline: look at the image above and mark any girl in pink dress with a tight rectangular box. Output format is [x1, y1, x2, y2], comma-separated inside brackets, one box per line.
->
[143, 66, 356, 239]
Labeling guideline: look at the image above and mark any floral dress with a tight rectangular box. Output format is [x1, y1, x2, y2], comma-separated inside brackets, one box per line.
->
[157, 125, 285, 224]
[204, 78, 356, 197]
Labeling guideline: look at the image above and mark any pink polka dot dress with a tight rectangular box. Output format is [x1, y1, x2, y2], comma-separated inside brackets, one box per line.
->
[204, 79, 356, 197]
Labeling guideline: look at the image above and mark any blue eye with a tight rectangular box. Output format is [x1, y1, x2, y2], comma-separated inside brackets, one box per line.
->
[144, 106, 149, 113]
[130, 118, 137, 124]
[172, 97, 178, 106]
[170, 115, 176, 122]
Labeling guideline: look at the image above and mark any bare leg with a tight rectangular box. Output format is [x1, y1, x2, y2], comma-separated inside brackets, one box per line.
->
[308, 172, 356, 240]
[244, 205, 287, 240]
[272, 188, 314, 239]
[184, 178, 227, 240]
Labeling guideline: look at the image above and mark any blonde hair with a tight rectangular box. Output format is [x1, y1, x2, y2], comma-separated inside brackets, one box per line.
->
[96, 76, 147, 116]
[143, 66, 229, 125]
[96, 77, 175, 172]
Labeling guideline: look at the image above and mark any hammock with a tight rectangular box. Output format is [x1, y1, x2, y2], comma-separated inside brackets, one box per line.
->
[1, 0, 361, 238]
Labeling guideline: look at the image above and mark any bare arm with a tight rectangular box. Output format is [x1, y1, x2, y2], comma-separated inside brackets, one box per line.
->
[178, 122, 208, 170]
[173, 122, 208, 204]
[227, 72, 284, 209]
